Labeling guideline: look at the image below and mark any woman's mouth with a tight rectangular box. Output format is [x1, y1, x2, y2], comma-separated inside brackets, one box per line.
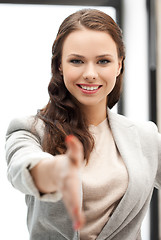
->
[77, 84, 102, 94]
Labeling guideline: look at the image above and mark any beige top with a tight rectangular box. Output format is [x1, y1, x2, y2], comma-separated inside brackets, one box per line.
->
[80, 118, 128, 240]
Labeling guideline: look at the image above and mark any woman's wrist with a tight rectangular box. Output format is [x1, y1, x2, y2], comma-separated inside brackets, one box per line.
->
[30, 158, 59, 194]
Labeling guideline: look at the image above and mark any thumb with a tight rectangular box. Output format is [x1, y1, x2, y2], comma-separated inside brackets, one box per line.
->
[65, 135, 84, 167]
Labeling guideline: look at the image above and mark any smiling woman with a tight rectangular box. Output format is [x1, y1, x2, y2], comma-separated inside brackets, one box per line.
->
[40, 9, 125, 161]
[5, 8, 161, 240]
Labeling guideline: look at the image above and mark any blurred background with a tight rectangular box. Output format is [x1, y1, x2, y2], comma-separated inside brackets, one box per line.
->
[0, 0, 160, 239]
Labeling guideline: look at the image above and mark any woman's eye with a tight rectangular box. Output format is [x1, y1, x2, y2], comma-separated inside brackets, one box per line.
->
[70, 59, 83, 64]
[98, 59, 110, 64]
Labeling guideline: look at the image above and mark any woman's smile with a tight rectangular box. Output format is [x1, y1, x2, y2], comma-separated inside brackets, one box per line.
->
[76, 84, 102, 94]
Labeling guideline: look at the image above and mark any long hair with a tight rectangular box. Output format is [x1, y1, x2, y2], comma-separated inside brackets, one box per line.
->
[37, 9, 125, 161]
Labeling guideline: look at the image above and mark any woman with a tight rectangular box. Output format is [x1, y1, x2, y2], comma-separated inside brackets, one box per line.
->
[5, 9, 161, 240]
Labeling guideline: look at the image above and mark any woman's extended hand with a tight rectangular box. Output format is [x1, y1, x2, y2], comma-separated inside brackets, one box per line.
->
[60, 135, 85, 230]
[30, 135, 85, 230]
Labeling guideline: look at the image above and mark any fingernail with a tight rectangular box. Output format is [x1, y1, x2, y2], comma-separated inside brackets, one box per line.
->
[65, 135, 74, 143]
[73, 221, 81, 230]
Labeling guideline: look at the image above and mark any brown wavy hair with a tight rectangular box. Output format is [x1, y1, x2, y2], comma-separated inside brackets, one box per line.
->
[37, 9, 125, 161]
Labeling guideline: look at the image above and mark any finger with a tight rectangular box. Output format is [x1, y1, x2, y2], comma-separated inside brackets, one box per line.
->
[63, 190, 85, 230]
[63, 189, 84, 226]
[65, 135, 84, 167]
[72, 206, 85, 230]
[61, 169, 85, 229]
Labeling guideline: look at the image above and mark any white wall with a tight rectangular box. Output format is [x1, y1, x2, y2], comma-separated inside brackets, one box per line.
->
[123, 0, 149, 121]
[122, 0, 150, 239]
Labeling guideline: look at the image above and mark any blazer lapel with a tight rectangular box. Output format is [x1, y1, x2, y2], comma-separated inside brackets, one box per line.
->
[97, 110, 148, 239]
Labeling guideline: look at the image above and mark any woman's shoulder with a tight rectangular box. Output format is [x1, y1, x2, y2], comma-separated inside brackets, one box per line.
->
[108, 109, 158, 134]
[6, 115, 45, 139]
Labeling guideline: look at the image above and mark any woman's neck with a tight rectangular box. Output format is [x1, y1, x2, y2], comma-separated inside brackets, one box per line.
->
[81, 105, 107, 126]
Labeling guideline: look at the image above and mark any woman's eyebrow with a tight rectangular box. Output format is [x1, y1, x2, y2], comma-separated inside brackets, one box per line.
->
[67, 54, 85, 58]
[96, 54, 113, 58]
[67, 53, 113, 59]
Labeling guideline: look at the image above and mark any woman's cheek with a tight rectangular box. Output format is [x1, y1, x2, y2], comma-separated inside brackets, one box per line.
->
[65, 69, 82, 82]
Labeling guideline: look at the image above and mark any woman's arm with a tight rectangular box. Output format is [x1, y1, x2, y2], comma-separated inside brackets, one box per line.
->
[5, 116, 62, 201]
[5, 116, 85, 229]
[30, 134, 85, 229]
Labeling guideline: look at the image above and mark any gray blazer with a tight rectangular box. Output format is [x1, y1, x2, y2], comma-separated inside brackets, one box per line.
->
[5, 109, 161, 240]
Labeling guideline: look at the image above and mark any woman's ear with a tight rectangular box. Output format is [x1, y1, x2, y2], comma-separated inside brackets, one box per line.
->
[59, 64, 63, 75]
[117, 57, 123, 77]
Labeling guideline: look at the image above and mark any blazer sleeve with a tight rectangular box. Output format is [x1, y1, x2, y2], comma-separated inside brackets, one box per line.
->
[5, 116, 62, 202]
[155, 132, 161, 188]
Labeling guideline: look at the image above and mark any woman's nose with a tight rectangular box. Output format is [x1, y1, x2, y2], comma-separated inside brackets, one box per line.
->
[83, 63, 98, 81]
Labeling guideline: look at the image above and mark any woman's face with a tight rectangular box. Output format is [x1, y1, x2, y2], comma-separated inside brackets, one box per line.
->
[60, 28, 122, 110]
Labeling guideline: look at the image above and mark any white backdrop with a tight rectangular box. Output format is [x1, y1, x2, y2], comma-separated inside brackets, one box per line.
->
[123, 0, 150, 239]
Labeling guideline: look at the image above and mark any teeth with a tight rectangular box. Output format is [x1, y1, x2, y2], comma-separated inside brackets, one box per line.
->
[80, 85, 99, 90]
